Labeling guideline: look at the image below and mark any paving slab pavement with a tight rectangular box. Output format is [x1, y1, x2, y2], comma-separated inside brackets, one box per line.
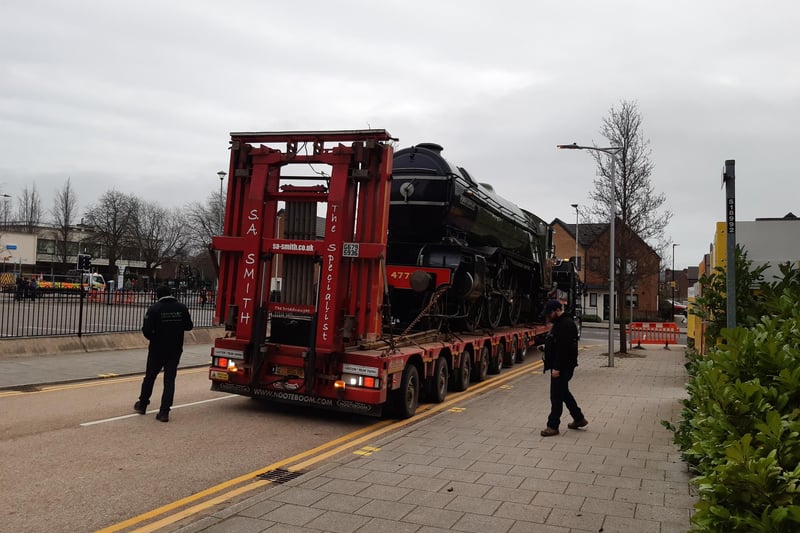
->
[170, 342, 697, 533]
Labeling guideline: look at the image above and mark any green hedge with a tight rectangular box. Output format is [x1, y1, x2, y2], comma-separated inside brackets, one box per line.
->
[665, 258, 800, 532]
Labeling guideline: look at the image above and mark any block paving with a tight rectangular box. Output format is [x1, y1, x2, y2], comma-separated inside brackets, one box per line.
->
[173, 340, 697, 533]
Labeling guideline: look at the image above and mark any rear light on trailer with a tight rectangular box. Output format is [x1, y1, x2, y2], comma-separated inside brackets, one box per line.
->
[212, 357, 239, 372]
[340, 373, 381, 389]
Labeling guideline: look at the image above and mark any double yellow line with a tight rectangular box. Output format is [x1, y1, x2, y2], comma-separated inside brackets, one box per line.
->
[98, 359, 544, 532]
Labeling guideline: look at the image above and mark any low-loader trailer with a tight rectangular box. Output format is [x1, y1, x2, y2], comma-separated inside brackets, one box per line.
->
[208, 130, 550, 418]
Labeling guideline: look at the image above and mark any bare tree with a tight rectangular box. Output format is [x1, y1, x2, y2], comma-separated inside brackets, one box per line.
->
[84, 190, 139, 277]
[17, 184, 43, 233]
[133, 200, 190, 281]
[51, 178, 78, 268]
[587, 100, 673, 353]
[184, 189, 224, 254]
[0, 193, 11, 231]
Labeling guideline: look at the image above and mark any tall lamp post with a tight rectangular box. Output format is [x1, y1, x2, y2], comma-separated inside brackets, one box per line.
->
[571, 202, 580, 315]
[558, 143, 622, 367]
[217, 171, 227, 235]
[215, 171, 226, 297]
[672, 243, 679, 322]
[570, 203, 579, 269]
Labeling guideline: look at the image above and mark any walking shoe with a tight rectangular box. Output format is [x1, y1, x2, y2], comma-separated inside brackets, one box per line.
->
[134, 401, 147, 415]
[156, 411, 169, 423]
[568, 418, 589, 430]
[540, 427, 559, 437]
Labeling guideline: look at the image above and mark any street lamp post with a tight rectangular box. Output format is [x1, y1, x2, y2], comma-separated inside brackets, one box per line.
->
[672, 243, 679, 322]
[215, 171, 227, 297]
[217, 171, 227, 235]
[571, 202, 580, 316]
[570, 203, 579, 269]
[558, 143, 622, 367]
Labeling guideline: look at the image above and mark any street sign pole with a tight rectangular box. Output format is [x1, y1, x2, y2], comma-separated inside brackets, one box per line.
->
[722, 160, 736, 330]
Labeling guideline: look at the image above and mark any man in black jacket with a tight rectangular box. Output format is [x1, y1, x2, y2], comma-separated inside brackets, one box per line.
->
[134, 285, 193, 422]
[540, 299, 587, 437]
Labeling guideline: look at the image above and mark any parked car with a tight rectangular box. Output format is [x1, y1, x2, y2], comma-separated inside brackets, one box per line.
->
[667, 299, 688, 316]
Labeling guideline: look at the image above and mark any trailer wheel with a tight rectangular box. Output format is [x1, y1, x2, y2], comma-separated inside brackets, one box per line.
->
[389, 364, 419, 419]
[450, 348, 471, 392]
[516, 333, 529, 363]
[472, 345, 489, 382]
[427, 357, 448, 403]
[488, 343, 504, 374]
[503, 337, 517, 367]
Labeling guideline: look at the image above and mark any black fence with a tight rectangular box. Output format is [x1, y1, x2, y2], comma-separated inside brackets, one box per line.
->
[0, 288, 216, 338]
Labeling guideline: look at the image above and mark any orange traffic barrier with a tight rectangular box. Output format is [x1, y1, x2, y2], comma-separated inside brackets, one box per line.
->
[626, 322, 679, 349]
[113, 291, 135, 304]
[87, 289, 104, 302]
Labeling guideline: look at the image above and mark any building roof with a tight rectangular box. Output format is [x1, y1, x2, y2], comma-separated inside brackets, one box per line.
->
[551, 218, 609, 247]
[755, 212, 799, 221]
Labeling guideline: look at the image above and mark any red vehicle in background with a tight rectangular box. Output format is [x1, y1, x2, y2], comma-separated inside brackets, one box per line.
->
[667, 299, 688, 316]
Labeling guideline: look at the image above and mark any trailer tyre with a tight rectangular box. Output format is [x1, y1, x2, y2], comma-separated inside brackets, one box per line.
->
[472, 345, 489, 382]
[389, 365, 420, 419]
[450, 348, 471, 392]
[427, 357, 448, 403]
[516, 333, 530, 363]
[508, 335, 521, 366]
[488, 343, 504, 374]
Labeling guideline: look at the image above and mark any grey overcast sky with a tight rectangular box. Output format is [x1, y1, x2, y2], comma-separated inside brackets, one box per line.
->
[1, 0, 798, 270]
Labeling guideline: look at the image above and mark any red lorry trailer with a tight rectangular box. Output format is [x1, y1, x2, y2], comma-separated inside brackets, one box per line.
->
[209, 130, 549, 418]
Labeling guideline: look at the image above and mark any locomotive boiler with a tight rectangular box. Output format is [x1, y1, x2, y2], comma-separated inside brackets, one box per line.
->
[387, 142, 550, 332]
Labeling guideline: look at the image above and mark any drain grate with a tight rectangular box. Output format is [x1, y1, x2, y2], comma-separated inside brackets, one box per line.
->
[256, 468, 304, 484]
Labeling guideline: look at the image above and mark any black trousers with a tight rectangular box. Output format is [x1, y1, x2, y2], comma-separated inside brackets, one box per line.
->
[546, 367, 584, 430]
[138, 350, 181, 413]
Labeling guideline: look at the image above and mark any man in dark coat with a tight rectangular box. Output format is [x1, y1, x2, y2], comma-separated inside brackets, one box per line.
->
[134, 285, 193, 422]
[540, 299, 587, 437]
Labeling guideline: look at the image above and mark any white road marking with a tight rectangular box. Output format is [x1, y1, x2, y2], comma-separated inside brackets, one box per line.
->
[80, 395, 238, 426]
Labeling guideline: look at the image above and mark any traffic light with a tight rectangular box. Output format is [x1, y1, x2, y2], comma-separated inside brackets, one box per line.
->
[77, 254, 92, 270]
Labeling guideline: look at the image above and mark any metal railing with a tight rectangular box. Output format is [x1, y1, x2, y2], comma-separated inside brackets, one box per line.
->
[0, 288, 216, 338]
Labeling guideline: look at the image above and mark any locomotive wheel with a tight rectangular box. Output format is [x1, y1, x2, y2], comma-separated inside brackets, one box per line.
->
[426, 357, 448, 403]
[389, 364, 420, 419]
[461, 300, 483, 332]
[488, 342, 504, 374]
[471, 345, 489, 382]
[505, 295, 523, 326]
[450, 348, 472, 392]
[423, 293, 444, 331]
[484, 294, 505, 329]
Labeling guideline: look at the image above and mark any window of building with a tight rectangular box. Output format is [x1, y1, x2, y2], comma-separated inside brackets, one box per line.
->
[589, 256, 600, 271]
[589, 293, 597, 307]
[37, 239, 56, 254]
[625, 293, 639, 308]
